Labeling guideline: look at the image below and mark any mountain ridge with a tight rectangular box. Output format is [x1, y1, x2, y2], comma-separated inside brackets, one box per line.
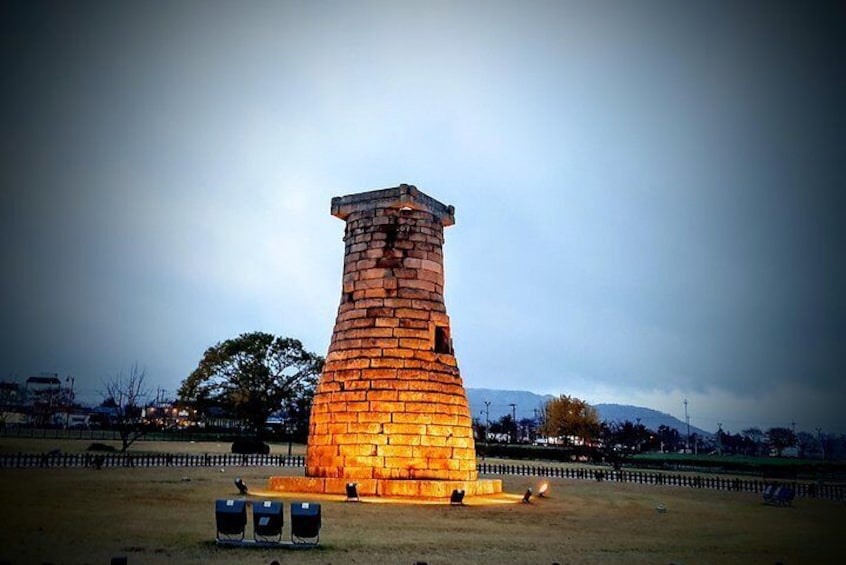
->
[466, 387, 711, 437]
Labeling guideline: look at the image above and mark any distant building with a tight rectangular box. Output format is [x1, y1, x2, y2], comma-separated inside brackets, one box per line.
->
[25, 375, 62, 399]
[0, 381, 22, 407]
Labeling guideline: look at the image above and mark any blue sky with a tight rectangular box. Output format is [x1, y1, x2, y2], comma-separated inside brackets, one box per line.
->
[2, 1, 844, 434]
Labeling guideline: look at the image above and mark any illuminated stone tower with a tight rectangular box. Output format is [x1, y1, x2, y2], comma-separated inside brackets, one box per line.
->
[306, 184, 478, 484]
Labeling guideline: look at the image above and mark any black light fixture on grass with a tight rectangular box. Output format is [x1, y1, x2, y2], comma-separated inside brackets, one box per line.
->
[522, 488, 532, 504]
[234, 477, 248, 495]
[291, 502, 322, 544]
[345, 482, 360, 502]
[215, 498, 247, 541]
[450, 489, 465, 505]
[253, 500, 284, 542]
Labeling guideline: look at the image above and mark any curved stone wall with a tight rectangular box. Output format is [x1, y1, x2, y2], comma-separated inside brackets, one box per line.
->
[306, 185, 477, 481]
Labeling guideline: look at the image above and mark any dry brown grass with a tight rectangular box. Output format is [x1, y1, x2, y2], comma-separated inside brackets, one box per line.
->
[0, 462, 843, 565]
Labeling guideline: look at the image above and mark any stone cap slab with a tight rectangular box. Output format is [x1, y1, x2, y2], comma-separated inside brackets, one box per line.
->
[331, 184, 455, 226]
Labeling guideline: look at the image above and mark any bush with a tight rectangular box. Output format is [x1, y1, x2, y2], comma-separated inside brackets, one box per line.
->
[86, 443, 116, 452]
[230, 439, 270, 454]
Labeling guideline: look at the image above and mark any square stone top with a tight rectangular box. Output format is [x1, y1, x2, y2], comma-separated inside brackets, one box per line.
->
[331, 184, 455, 226]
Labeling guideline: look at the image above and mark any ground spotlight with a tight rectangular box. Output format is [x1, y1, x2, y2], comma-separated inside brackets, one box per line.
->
[522, 488, 532, 504]
[234, 477, 248, 495]
[537, 482, 549, 497]
[345, 482, 360, 502]
[450, 489, 465, 505]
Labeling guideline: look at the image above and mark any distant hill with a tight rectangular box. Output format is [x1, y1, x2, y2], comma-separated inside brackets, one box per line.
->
[593, 403, 711, 438]
[466, 388, 711, 437]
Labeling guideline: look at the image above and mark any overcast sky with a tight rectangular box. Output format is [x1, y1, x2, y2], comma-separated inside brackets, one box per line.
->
[2, 0, 844, 435]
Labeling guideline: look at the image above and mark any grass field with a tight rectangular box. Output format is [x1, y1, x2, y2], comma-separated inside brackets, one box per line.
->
[0, 440, 844, 564]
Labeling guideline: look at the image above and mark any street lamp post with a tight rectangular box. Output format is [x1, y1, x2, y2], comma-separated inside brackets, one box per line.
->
[65, 376, 75, 429]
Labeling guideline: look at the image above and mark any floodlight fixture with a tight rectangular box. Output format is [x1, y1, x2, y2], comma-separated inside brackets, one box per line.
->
[291, 502, 321, 544]
[215, 498, 247, 541]
[345, 482, 360, 502]
[537, 482, 549, 497]
[522, 488, 532, 504]
[253, 500, 284, 541]
[234, 477, 248, 495]
[450, 489, 466, 505]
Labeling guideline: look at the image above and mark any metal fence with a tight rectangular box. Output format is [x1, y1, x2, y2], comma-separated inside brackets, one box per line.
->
[0, 452, 304, 469]
[0, 426, 269, 442]
[477, 462, 845, 502]
[1, 453, 842, 502]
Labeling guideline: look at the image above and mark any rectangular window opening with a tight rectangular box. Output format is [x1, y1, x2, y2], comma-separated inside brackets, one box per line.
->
[434, 326, 452, 355]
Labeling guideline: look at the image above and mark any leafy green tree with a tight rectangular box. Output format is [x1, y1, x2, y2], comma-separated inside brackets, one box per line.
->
[766, 426, 797, 456]
[742, 427, 766, 456]
[539, 394, 600, 445]
[657, 424, 682, 452]
[488, 414, 518, 443]
[178, 332, 323, 438]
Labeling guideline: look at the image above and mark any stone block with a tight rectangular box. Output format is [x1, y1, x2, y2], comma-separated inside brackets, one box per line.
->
[364, 368, 400, 379]
[413, 446, 453, 459]
[394, 308, 430, 320]
[343, 379, 372, 391]
[310, 412, 331, 425]
[404, 402, 443, 414]
[347, 422, 384, 434]
[335, 432, 388, 445]
[324, 477, 378, 495]
[269, 476, 325, 493]
[365, 306, 394, 318]
[391, 412, 433, 425]
[369, 401, 406, 413]
[383, 457, 428, 471]
[357, 411, 392, 423]
[426, 424, 455, 437]
[366, 390, 398, 402]
[344, 455, 385, 468]
[397, 390, 434, 403]
[330, 390, 367, 402]
[343, 401, 371, 412]
[361, 337, 399, 348]
[380, 348, 416, 358]
[377, 444, 414, 458]
[393, 328, 432, 340]
[430, 414, 458, 426]
[385, 434, 421, 446]
[420, 258, 442, 273]
[330, 412, 358, 423]
[383, 423, 427, 435]
[343, 467, 376, 480]
[326, 423, 349, 435]
[378, 480, 420, 497]
[418, 435, 448, 447]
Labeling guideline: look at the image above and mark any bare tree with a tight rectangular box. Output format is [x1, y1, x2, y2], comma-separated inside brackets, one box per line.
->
[101, 363, 150, 452]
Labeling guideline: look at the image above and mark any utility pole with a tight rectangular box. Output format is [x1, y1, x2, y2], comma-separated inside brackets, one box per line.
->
[717, 422, 723, 455]
[484, 400, 491, 445]
[684, 399, 691, 454]
[509, 403, 517, 443]
[65, 375, 75, 428]
[636, 417, 642, 452]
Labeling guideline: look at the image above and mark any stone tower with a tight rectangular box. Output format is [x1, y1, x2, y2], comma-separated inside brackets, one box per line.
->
[306, 184, 478, 483]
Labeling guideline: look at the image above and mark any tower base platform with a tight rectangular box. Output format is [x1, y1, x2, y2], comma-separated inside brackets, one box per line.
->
[268, 476, 502, 499]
